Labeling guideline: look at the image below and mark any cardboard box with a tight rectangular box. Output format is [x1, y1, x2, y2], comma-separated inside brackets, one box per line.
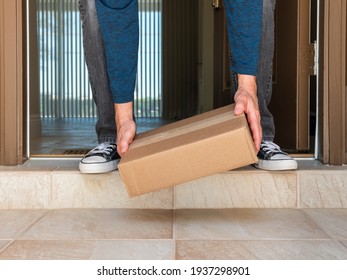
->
[118, 104, 258, 197]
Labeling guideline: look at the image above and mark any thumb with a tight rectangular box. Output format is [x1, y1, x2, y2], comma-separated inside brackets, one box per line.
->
[117, 137, 130, 157]
[117, 143, 127, 157]
[234, 101, 245, 116]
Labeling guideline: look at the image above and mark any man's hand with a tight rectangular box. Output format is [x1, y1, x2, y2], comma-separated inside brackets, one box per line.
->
[115, 102, 136, 157]
[234, 74, 262, 152]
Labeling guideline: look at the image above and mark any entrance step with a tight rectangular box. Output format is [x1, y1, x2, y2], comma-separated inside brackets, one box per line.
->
[0, 159, 346, 209]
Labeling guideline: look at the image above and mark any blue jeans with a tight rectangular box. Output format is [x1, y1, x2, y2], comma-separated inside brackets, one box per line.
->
[78, 0, 117, 144]
[255, 0, 276, 141]
[79, 0, 275, 142]
[95, 0, 139, 104]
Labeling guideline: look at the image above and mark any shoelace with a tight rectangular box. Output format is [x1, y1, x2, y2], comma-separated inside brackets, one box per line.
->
[260, 141, 286, 155]
[89, 143, 116, 156]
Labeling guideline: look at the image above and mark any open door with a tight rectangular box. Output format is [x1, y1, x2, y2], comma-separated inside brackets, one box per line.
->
[270, 0, 316, 153]
[213, 0, 316, 154]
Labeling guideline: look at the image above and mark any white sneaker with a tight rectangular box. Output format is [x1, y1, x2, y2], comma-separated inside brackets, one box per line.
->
[254, 141, 298, 171]
[79, 143, 120, 173]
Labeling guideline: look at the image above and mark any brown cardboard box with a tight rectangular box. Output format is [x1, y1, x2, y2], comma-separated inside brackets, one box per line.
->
[118, 104, 258, 197]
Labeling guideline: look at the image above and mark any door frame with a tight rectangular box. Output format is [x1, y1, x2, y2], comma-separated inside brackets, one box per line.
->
[0, 0, 26, 166]
[317, 0, 346, 164]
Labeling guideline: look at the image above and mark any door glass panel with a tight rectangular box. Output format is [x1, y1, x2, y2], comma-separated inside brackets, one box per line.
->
[29, 0, 163, 156]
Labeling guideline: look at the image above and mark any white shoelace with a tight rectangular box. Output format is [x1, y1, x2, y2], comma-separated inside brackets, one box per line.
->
[260, 141, 286, 155]
[89, 143, 116, 156]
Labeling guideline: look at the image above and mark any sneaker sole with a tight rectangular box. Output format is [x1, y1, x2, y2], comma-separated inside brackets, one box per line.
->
[79, 159, 120, 174]
[254, 159, 298, 171]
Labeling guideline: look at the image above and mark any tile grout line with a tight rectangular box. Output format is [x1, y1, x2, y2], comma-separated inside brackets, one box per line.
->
[13, 210, 51, 241]
[301, 209, 340, 242]
[0, 240, 15, 255]
[338, 240, 347, 250]
[49, 172, 52, 210]
[297, 171, 301, 208]
[173, 186, 177, 260]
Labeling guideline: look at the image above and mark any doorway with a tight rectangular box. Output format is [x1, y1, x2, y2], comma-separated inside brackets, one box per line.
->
[28, 0, 319, 157]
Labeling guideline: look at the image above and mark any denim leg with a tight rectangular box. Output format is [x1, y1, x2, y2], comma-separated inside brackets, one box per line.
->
[223, 0, 263, 75]
[95, 0, 139, 104]
[257, 0, 276, 141]
[78, 0, 117, 144]
[230, 0, 276, 141]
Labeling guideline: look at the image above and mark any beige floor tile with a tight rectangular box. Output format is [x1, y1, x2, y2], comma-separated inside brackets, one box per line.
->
[174, 209, 330, 240]
[19, 209, 173, 240]
[176, 240, 347, 260]
[0, 241, 11, 252]
[304, 209, 347, 240]
[0, 240, 174, 260]
[0, 210, 47, 239]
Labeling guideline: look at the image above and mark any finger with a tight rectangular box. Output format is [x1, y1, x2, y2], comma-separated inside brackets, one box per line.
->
[251, 125, 261, 151]
[247, 112, 262, 151]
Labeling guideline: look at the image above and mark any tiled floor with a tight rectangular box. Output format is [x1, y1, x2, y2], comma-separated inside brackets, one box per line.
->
[7, 120, 347, 260]
[0, 208, 346, 260]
